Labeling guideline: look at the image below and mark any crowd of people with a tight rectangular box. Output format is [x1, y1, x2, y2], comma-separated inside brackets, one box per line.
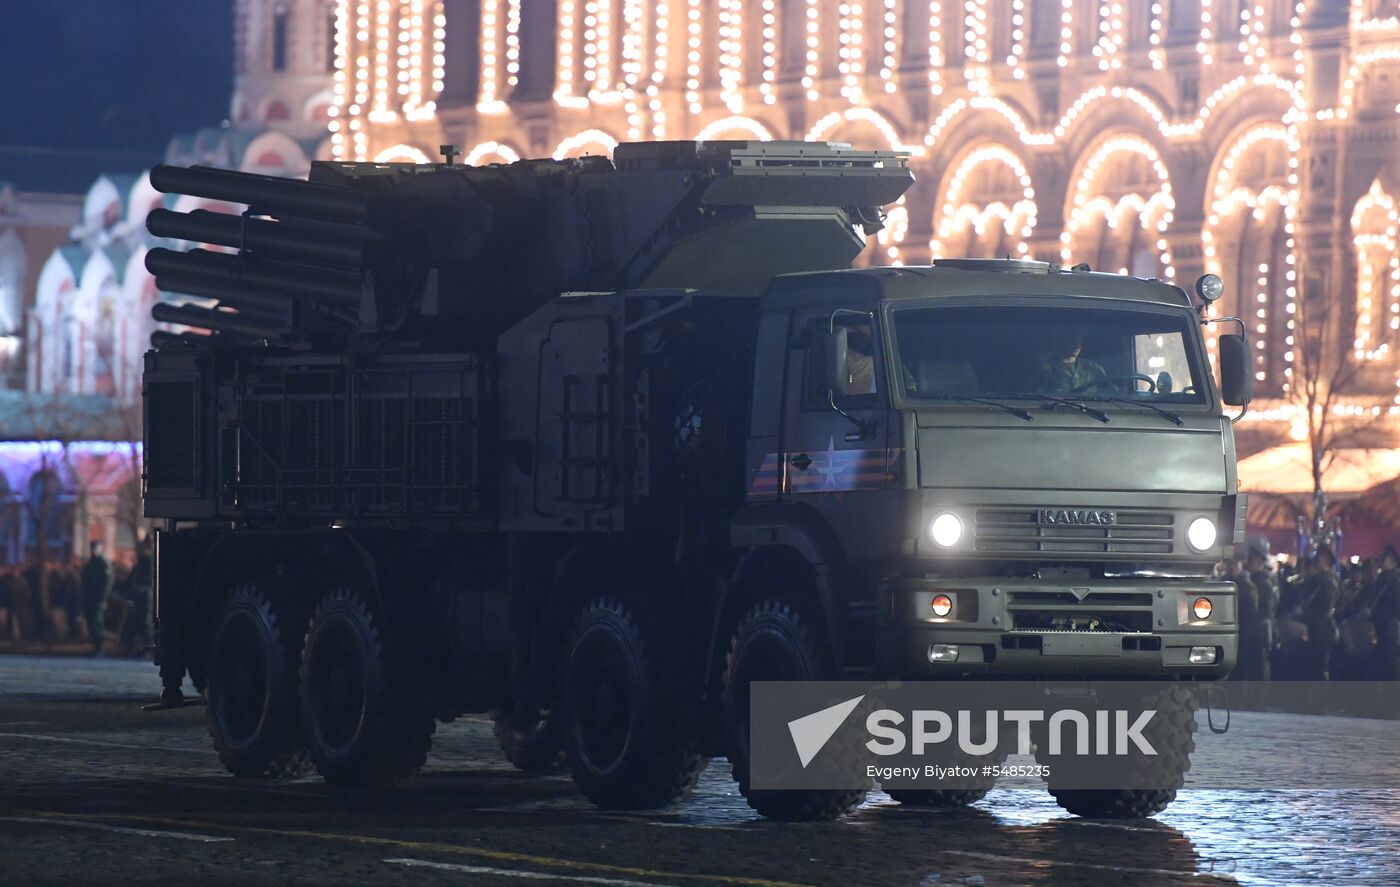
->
[0, 538, 154, 657]
[1221, 541, 1400, 683]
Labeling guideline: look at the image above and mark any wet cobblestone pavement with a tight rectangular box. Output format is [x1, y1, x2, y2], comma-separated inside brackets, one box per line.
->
[0, 656, 1396, 886]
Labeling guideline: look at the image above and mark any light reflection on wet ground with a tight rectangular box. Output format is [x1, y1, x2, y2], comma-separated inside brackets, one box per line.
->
[587, 722, 1400, 886]
[1, 656, 1396, 886]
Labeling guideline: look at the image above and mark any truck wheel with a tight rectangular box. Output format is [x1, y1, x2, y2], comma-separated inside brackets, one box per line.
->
[560, 598, 706, 809]
[205, 584, 309, 779]
[887, 788, 991, 808]
[491, 708, 563, 772]
[299, 589, 435, 787]
[887, 722, 1005, 808]
[722, 600, 868, 821]
[1037, 684, 1198, 819]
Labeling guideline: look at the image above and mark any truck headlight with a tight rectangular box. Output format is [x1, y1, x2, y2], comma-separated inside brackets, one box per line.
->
[1192, 597, 1213, 620]
[929, 513, 963, 548]
[1186, 517, 1217, 552]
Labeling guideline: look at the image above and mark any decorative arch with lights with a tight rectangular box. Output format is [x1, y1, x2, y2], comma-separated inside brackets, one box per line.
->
[1200, 122, 1299, 387]
[552, 129, 621, 159]
[463, 141, 522, 166]
[693, 116, 777, 141]
[1061, 135, 1175, 281]
[930, 144, 1037, 260]
[330, 0, 447, 161]
[803, 107, 922, 154]
[1352, 180, 1400, 362]
[373, 144, 434, 163]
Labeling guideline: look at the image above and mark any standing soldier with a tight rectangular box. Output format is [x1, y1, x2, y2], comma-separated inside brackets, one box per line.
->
[1275, 555, 1313, 681]
[1298, 546, 1341, 680]
[2, 569, 34, 640]
[127, 536, 154, 652]
[1245, 541, 1276, 682]
[1372, 545, 1400, 683]
[1223, 557, 1264, 683]
[80, 542, 113, 657]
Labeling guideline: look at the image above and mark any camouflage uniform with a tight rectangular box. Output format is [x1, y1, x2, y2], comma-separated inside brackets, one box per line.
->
[1032, 357, 1108, 394]
[1247, 565, 1276, 681]
[1231, 567, 1268, 682]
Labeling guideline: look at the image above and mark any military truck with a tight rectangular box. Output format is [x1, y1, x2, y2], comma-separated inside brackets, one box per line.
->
[142, 140, 1251, 822]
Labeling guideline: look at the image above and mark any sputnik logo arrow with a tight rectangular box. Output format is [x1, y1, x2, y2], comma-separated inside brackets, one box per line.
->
[787, 694, 865, 768]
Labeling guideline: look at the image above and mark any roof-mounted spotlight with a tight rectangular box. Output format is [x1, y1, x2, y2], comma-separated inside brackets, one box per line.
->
[1195, 273, 1225, 304]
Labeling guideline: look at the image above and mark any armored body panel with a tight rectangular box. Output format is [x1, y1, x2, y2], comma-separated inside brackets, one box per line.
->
[143, 141, 895, 527]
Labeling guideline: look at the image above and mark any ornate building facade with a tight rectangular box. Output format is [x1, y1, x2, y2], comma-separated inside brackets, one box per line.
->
[341, 0, 1400, 545]
[28, 0, 336, 406]
[3, 0, 335, 564]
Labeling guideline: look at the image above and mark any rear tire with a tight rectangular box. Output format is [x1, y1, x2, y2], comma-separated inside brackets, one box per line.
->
[560, 598, 705, 809]
[722, 600, 867, 821]
[1037, 684, 1198, 819]
[205, 584, 309, 779]
[491, 707, 563, 772]
[299, 589, 435, 787]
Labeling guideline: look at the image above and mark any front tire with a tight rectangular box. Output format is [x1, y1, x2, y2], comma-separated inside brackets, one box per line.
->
[722, 600, 868, 821]
[1037, 684, 1198, 819]
[887, 722, 1005, 809]
[205, 584, 309, 779]
[560, 598, 705, 809]
[887, 784, 994, 809]
[299, 589, 435, 787]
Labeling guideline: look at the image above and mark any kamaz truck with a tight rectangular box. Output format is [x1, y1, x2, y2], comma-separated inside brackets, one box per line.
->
[141, 140, 1252, 822]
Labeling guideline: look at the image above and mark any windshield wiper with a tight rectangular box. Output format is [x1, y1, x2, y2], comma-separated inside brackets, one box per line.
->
[994, 392, 1110, 423]
[1079, 394, 1184, 426]
[921, 394, 1034, 421]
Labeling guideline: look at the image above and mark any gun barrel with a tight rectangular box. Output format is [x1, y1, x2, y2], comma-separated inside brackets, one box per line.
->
[146, 247, 361, 306]
[148, 208, 372, 268]
[150, 164, 369, 224]
[153, 271, 293, 316]
[149, 330, 202, 350]
[152, 302, 282, 339]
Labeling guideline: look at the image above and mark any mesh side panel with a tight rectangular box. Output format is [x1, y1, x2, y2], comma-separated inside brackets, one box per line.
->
[145, 380, 198, 492]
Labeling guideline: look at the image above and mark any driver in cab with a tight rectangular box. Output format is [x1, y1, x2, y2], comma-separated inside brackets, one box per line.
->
[1031, 331, 1107, 394]
[843, 325, 878, 396]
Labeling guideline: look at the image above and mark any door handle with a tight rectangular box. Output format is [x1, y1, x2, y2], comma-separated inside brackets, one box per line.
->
[790, 453, 812, 470]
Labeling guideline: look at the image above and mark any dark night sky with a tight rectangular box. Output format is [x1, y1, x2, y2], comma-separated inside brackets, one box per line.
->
[0, 0, 234, 194]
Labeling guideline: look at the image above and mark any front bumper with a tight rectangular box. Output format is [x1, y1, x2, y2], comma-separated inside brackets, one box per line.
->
[877, 576, 1238, 678]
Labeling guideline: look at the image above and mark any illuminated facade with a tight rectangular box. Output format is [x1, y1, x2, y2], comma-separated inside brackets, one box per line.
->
[342, 0, 1400, 429]
[28, 0, 336, 407]
[3, 0, 337, 564]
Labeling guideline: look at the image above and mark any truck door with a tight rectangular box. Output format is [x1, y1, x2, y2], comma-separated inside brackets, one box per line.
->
[533, 315, 618, 529]
[780, 307, 895, 548]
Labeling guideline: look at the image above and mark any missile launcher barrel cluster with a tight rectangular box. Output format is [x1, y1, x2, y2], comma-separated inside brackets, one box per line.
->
[143, 140, 913, 351]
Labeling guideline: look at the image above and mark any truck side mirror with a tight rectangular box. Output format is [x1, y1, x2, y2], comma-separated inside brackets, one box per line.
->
[814, 326, 849, 396]
[1218, 333, 1253, 406]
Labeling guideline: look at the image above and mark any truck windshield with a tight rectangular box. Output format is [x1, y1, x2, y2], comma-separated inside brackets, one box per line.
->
[892, 303, 1208, 406]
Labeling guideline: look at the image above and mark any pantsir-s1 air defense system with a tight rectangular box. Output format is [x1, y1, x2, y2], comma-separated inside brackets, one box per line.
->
[144, 141, 1251, 820]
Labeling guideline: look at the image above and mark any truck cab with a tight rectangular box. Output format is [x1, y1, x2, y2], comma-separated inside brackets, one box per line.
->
[738, 258, 1246, 681]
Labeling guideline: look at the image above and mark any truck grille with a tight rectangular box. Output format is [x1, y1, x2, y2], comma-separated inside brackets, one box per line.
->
[973, 508, 1174, 555]
[1007, 589, 1155, 633]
